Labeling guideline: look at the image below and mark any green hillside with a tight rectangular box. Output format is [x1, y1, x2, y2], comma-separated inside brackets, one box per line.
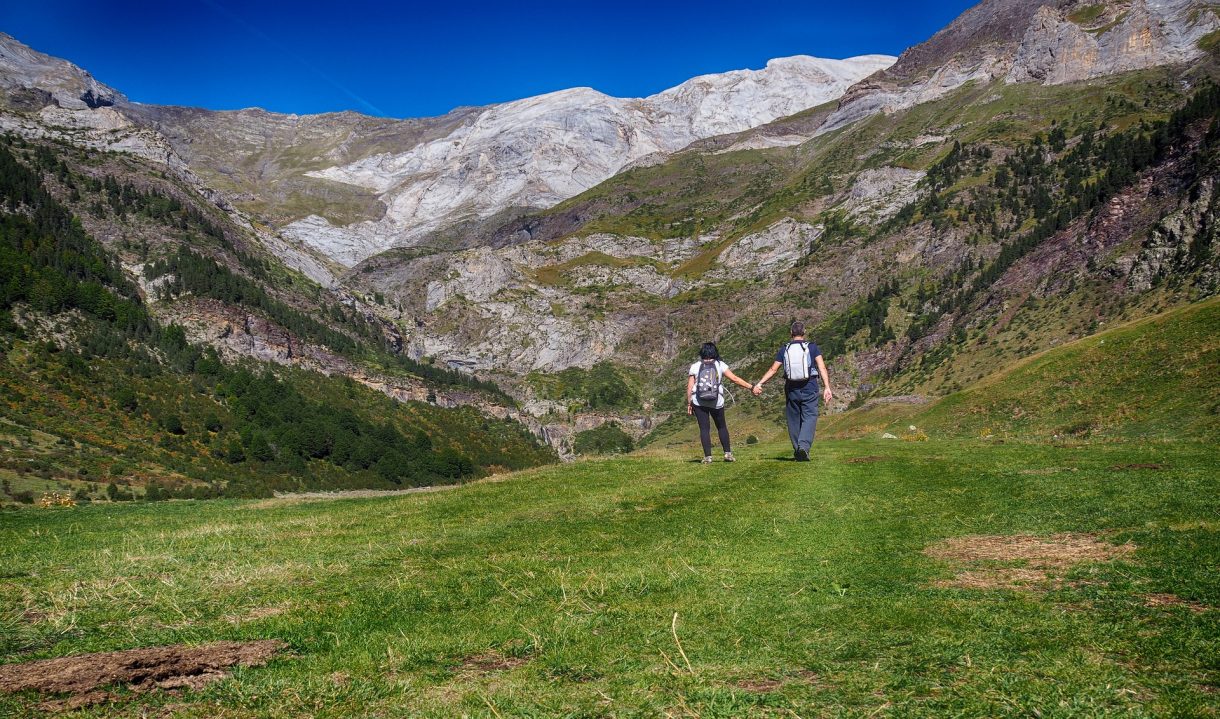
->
[1, 436, 1216, 716]
[824, 296, 1220, 441]
[0, 135, 555, 504]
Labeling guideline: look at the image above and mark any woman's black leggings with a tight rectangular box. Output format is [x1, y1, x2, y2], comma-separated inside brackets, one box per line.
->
[692, 404, 730, 456]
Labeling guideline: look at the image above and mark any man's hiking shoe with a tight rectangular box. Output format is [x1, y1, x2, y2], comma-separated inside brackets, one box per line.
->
[701, 456, 714, 464]
[794, 448, 809, 462]
[724, 452, 736, 462]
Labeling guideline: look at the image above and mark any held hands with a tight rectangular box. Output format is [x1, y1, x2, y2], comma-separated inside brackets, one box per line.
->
[751, 382, 764, 396]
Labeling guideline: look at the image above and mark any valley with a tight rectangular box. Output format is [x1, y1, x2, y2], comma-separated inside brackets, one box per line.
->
[1, 1, 1219, 714]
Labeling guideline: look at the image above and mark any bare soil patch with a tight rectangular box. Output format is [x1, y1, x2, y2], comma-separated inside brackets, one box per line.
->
[925, 533, 1135, 590]
[734, 678, 785, 693]
[458, 651, 529, 675]
[1144, 593, 1209, 613]
[225, 605, 289, 624]
[0, 640, 284, 709]
[845, 456, 889, 464]
[1109, 463, 1167, 470]
[732, 671, 821, 694]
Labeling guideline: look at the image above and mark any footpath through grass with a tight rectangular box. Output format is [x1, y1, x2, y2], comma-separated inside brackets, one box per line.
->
[1, 438, 1217, 717]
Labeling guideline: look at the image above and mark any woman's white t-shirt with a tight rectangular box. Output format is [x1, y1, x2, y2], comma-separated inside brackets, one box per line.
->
[688, 360, 730, 409]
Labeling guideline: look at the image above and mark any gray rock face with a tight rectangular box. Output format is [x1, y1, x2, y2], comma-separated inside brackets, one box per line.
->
[0, 33, 125, 110]
[1128, 177, 1220, 293]
[1007, 1, 1219, 85]
[709, 219, 819, 281]
[822, 0, 1219, 136]
[844, 168, 927, 222]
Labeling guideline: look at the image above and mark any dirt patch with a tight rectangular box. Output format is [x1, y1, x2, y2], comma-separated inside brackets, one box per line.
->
[1144, 593, 1209, 613]
[0, 640, 285, 708]
[925, 533, 1134, 590]
[1109, 463, 1167, 470]
[734, 678, 785, 693]
[732, 671, 821, 694]
[225, 605, 288, 624]
[458, 651, 529, 675]
[845, 456, 888, 464]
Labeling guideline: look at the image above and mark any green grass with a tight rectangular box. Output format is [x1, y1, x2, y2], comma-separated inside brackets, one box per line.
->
[1200, 28, 1220, 55]
[530, 252, 662, 287]
[1, 435, 1216, 717]
[1068, 4, 1106, 26]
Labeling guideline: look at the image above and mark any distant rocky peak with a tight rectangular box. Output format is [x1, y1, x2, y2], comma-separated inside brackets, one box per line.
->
[884, 0, 1075, 82]
[881, 0, 1217, 86]
[0, 32, 126, 111]
[822, 1, 1218, 134]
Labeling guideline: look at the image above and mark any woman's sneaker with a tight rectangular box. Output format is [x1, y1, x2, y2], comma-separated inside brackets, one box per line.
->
[724, 452, 736, 462]
[701, 456, 714, 464]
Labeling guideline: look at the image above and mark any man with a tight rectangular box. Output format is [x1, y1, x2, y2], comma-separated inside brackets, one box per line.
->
[752, 322, 833, 461]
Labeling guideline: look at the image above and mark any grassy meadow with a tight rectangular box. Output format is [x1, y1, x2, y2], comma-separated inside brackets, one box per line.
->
[1, 432, 1217, 717]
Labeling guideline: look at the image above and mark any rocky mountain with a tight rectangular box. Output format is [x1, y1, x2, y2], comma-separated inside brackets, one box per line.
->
[284, 55, 894, 265]
[340, 0, 1220, 403]
[2, 0, 1220, 465]
[0, 31, 124, 110]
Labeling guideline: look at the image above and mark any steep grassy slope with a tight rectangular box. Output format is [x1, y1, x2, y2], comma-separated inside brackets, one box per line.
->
[823, 295, 1220, 441]
[0, 437, 1215, 717]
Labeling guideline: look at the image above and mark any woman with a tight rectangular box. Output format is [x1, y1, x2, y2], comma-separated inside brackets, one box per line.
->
[687, 342, 755, 464]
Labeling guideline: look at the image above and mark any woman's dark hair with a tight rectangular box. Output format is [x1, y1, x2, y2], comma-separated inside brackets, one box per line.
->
[699, 342, 720, 361]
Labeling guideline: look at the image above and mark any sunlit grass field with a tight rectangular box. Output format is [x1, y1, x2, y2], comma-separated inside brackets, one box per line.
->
[2, 434, 1216, 717]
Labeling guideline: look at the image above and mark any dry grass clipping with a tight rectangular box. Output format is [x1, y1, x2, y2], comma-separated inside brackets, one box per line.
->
[1144, 593, 1210, 613]
[925, 533, 1135, 590]
[0, 640, 284, 711]
[457, 651, 529, 676]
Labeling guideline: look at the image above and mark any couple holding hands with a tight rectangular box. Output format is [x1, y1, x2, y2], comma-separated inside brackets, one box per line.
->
[686, 321, 832, 464]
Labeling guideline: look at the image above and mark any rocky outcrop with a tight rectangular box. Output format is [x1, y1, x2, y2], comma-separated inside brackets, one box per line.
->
[1128, 177, 1220, 293]
[709, 219, 819, 280]
[821, 1, 1219, 135]
[0, 33, 124, 111]
[844, 168, 927, 222]
[1007, 1, 1219, 85]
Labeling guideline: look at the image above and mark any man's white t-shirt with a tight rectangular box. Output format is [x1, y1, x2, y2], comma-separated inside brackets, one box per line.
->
[688, 360, 730, 409]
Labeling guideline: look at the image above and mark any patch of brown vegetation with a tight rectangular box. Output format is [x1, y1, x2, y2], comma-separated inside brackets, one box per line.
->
[845, 456, 888, 464]
[925, 533, 1135, 590]
[225, 605, 289, 624]
[1144, 593, 1209, 613]
[731, 670, 821, 694]
[0, 640, 285, 708]
[1109, 463, 1167, 470]
[458, 651, 529, 675]
[734, 678, 785, 693]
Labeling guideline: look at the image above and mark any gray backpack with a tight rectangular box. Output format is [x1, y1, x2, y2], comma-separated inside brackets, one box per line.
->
[695, 361, 721, 405]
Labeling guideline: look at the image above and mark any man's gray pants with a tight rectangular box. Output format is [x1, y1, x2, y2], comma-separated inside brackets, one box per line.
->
[785, 382, 820, 452]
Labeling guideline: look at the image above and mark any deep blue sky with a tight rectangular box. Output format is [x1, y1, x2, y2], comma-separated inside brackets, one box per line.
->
[2, 1, 975, 119]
